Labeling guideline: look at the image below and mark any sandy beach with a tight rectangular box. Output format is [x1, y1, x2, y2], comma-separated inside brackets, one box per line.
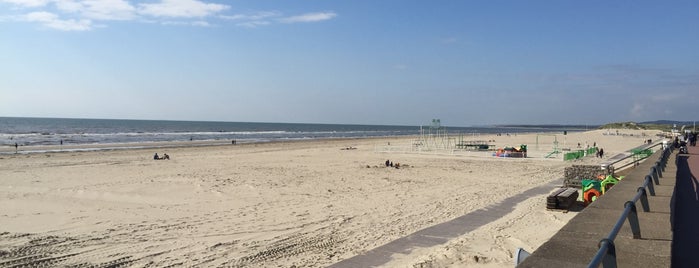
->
[0, 129, 663, 267]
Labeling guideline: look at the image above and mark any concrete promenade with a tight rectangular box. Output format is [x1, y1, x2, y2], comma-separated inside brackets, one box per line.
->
[520, 144, 699, 267]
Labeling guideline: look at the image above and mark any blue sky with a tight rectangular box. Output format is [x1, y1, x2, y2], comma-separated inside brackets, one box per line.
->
[1, 1, 698, 126]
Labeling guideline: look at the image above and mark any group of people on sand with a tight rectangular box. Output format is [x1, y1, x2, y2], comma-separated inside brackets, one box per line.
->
[384, 159, 400, 168]
[153, 153, 170, 160]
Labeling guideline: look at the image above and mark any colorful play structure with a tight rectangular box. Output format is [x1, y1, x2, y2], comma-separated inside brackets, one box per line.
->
[582, 174, 624, 204]
[493, 144, 527, 158]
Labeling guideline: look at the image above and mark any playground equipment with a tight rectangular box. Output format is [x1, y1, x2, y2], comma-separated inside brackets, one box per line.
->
[582, 179, 602, 204]
[455, 136, 493, 151]
[600, 175, 622, 194]
[413, 119, 453, 151]
[582, 174, 624, 204]
[494, 144, 527, 157]
[537, 135, 561, 158]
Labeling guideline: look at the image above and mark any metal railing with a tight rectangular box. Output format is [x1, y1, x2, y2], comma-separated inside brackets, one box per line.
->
[587, 145, 672, 268]
[610, 143, 663, 171]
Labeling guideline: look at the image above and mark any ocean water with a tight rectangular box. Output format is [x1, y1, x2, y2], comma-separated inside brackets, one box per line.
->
[0, 117, 589, 148]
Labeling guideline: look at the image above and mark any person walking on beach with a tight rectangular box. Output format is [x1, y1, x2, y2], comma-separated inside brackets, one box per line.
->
[599, 148, 604, 158]
[14, 143, 18, 153]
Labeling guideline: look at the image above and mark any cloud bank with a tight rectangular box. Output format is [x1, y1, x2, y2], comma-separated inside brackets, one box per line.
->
[1, 0, 336, 31]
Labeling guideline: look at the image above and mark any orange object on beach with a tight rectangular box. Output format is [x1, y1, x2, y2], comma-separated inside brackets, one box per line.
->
[584, 189, 601, 203]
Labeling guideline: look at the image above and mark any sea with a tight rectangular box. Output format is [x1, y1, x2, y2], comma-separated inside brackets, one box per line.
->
[0, 117, 591, 150]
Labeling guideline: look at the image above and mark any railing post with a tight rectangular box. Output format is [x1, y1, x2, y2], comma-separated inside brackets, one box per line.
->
[625, 201, 642, 239]
[650, 167, 660, 185]
[637, 187, 650, 212]
[599, 239, 617, 268]
[655, 163, 663, 178]
[645, 175, 656, 196]
[660, 151, 666, 166]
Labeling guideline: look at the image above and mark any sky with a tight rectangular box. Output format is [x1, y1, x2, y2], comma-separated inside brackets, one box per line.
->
[1, 1, 698, 126]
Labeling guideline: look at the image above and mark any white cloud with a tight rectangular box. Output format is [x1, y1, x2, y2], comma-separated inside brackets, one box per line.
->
[161, 19, 210, 26]
[54, 0, 83, 12]
[280, 12, 336, 23]
[220, 11, 279, 28]
[25, 11, 92, 31]
[191, 20, 209, 27]
[236, 20, 269, 28]
[138, 0, 229, 18]
[0, 0, 51, 7]
[55, 0, 136, 20]
[3, 1, 335, 31]
[220, 11, 280, 21]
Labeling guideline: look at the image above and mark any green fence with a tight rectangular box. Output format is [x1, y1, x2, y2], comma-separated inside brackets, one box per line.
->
[565, 147, 599, 161]
[632, 148, 653, 158]
[587, 147, 598, 155]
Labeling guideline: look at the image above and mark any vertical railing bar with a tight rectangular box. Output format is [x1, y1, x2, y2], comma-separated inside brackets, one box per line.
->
[645, 175, 655, 196]
[625, 201, 642, 239]
[638, 187, 650, 212]
[651, 166, 660, 185]
[601, 239, 617, 268]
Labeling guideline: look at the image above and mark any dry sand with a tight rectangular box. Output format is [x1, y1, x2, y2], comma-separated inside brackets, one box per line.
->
[0, 129, 663, 267]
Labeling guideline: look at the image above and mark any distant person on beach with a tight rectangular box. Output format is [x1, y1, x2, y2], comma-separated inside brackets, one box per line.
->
[154, 153, 159, 160]
[599, 148, 604, 158]
[14, 143, 18, 153]
[385, 160, 390, 167]
[163, 153, 170, 160]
